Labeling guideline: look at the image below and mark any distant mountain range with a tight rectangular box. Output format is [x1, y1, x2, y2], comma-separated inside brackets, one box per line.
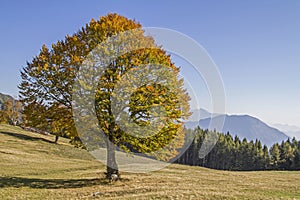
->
[272, 123, 300, 140]
[188, 108, 220, 121]
[186, 109, 290, 147]
[0, 91, 297, 145]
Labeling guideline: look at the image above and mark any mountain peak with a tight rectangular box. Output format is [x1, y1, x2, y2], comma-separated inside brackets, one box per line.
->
[189, 108, 223, 122]
[186, 110, 289, 147]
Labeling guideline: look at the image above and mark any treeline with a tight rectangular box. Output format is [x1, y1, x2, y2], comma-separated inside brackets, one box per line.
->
[176, 127, 300, 171]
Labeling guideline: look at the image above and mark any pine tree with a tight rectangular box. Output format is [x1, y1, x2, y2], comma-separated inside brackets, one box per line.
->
[262, 145, 270, 169]
[280, 140, 295, 170]
[294, 141, 300, 170]
[270, 143, 281, 169]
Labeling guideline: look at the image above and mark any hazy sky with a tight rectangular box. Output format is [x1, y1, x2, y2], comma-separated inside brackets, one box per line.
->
[0, 1, 299, 126]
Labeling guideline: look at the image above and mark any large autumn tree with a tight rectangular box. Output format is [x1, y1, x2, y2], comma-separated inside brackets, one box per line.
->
[19, 13, 190, 179]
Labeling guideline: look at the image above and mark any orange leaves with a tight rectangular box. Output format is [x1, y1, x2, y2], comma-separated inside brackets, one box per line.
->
[71, 55, 81, 63]
[20, 13, 191, 161]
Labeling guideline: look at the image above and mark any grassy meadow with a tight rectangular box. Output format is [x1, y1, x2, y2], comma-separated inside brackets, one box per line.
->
[0, 124, 299, 199]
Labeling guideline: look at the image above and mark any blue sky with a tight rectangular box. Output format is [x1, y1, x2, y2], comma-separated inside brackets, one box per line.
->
[0, 1, 299, 126]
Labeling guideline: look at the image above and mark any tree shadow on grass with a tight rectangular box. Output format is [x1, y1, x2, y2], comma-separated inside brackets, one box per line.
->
[0, 176, 110, 189]
[0, 131, 55, 144]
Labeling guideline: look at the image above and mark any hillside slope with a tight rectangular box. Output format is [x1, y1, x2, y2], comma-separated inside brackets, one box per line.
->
[0, 124, 299, 199]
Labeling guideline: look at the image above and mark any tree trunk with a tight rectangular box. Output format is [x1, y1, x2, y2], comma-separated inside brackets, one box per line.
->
[54, 135, 59, 143]
[12, 119, 17, 126]
[106, 140, 119, 179]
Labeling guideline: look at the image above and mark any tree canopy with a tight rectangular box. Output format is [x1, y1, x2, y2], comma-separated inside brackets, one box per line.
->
[19, 13, 191, 178]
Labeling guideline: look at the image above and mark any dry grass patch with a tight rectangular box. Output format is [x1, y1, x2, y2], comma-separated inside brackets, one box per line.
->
[0, 124, 299, 199]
